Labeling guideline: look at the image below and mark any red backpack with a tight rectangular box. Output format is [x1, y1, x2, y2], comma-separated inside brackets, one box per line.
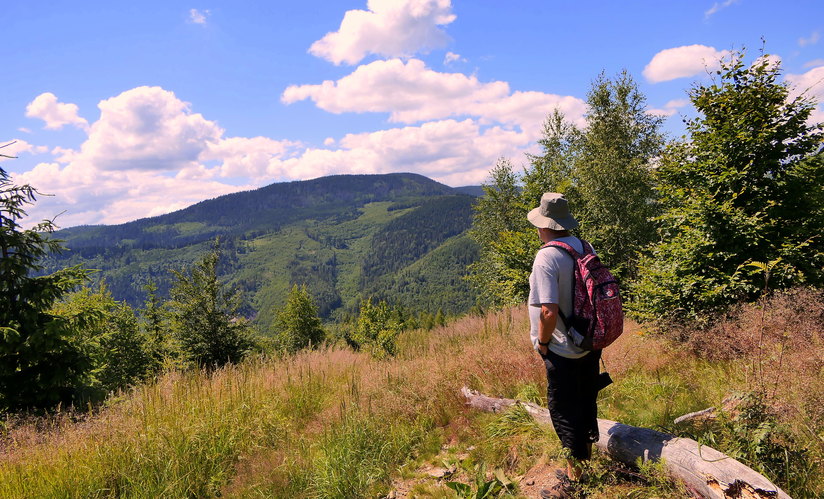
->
[541, 238, 624, 350]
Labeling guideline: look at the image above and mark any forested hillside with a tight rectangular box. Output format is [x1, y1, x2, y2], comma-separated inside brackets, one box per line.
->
[42, 173, 481, 329]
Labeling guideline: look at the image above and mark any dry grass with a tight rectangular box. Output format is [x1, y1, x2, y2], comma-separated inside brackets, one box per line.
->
[1, 298, 820, 498]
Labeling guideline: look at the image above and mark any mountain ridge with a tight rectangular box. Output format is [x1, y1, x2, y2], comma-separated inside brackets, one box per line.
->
[45, 172, 483, 330]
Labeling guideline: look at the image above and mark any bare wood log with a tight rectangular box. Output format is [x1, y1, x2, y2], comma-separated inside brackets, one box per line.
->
[674, 394, 748, 425]
[461, 387, 789, 499]
[674, 406, 717, 425]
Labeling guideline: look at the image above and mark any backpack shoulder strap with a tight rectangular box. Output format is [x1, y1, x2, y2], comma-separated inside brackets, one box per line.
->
[541, 239, 582, 259]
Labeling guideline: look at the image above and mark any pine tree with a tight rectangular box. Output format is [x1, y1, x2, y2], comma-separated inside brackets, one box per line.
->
[0, 160, 90, 410]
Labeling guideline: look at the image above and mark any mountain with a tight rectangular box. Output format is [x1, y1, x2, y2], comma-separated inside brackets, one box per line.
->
[44, 173, 481, 331]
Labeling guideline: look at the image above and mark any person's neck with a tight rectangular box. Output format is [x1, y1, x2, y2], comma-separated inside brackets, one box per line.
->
[539, 229, 570, 243]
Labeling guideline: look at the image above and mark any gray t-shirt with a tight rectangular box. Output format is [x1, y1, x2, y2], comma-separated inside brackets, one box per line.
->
[528, 236, 588, 359]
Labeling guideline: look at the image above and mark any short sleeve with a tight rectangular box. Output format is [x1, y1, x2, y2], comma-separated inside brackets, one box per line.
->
[528, 261, 559, 306]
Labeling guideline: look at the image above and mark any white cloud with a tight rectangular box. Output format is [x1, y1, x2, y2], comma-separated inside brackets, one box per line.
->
[704, 0, 740, 19]
[647, 99, 691, 117]
[25, 93, 89, 131]
[804, 58, 824, 68]
[18, 127, 31, 134]
[786, 64, 824, 100]
[77, 86, 223, 171]
[13, 161, 245, 227]
[282, 58, 586, 136]
[643, 45, 730, 83]
[443, 51, 465, 65]
[189, 8, 210, 25]
[14, 86, 300, 226]
[0, 139, 48, 162]
[799, 31, 820, 47]
[202, 135, 302, 180]
[786, 64, 824, 124]
[308, 0, 456, 65]
[262, 118, 530, 187]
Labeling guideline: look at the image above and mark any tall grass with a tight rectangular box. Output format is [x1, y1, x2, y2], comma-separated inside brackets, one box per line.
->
[1, 297, 821, 498]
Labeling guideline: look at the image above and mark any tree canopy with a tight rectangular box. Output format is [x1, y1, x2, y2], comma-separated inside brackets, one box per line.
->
[629, 52, 824, 324]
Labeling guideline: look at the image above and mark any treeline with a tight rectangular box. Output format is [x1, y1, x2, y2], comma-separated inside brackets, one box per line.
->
[470, 50, 823, 329]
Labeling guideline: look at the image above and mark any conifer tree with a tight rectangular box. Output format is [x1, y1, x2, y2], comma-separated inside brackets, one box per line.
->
[168, 243, 255, 368]
[0, 160, 90, 410]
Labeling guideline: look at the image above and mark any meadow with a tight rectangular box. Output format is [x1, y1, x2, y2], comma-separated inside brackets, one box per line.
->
[1, 288, 821, 498]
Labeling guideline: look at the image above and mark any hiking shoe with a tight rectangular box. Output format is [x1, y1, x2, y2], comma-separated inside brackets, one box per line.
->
[539, 470, 577, 498]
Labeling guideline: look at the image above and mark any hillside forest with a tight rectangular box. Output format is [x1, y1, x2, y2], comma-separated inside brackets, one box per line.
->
[1, 50, 823, 497]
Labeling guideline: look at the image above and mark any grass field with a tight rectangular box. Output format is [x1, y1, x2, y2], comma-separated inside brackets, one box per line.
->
[1, 290, 821, 498]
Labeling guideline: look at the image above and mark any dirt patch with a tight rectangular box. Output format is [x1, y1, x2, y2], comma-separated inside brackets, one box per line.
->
[518, 462, 564, 498]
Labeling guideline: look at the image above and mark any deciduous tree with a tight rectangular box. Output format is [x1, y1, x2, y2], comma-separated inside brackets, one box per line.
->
[274, 284, 325, 354]
[630, 52, 824, 324]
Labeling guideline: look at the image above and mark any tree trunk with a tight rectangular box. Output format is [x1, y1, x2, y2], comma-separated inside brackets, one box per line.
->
[461, 387, 790, 499]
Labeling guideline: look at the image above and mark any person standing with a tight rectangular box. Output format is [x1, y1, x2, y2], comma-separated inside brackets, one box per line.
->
[527, 193, 601, 498]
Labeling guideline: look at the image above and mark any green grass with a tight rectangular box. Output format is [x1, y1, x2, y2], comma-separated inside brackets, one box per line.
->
[1, 308, 820, 498]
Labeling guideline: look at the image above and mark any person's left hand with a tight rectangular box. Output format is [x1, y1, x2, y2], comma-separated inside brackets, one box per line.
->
[538, 344, 548, 357]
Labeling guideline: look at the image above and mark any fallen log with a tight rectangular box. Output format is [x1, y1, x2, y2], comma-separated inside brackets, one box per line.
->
[461, 387, 789, 499]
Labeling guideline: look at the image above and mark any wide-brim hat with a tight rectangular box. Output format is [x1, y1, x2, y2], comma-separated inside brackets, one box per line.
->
[527, 192, 579, 230]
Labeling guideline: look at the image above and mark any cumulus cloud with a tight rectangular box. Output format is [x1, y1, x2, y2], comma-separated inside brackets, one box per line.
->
[189, 8, 210, 25]
[309, 0, 456, 65]
[643, 45, 730, 83]
[25, 93, 89, 131]
[13, 161, 246, 227]
[77, 86, 223, 171]
[0, 139, 49, 162]
[282, 58, 586, 136]
[799, 31, 820, 47]
[704, 0, 740, 19]
[260, 118, 530, 187]
[786, 64, 824, 123]
[14, 86, 301, 226]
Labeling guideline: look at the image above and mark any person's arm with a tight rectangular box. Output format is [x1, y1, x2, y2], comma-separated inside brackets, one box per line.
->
[537, 303, 559, 356]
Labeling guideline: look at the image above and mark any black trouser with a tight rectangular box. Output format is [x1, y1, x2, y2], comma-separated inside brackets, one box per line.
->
[542, 349, 601, 460]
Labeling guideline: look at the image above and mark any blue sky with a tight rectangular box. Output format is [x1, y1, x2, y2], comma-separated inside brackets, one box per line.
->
[2, 0, 822, 227]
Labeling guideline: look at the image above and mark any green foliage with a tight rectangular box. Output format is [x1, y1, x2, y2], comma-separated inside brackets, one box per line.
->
[168, 244, 255, 368]
[52, 285, 156, 401]
[40, 175, 481, 327]
[446, 465, 516, 498]
[683, 393, 819, 497]
[140, 279, 176, 369]
[467, 160, 535, 306]
[0, 165, 90, 411]
[630, 51, 824, 324]
[574, 71, 663, 282]
[351, 298, 402, 358]
[273, 284, 325, 354]
[309, 413, 426, 499]
[469, 71, 664, 305]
